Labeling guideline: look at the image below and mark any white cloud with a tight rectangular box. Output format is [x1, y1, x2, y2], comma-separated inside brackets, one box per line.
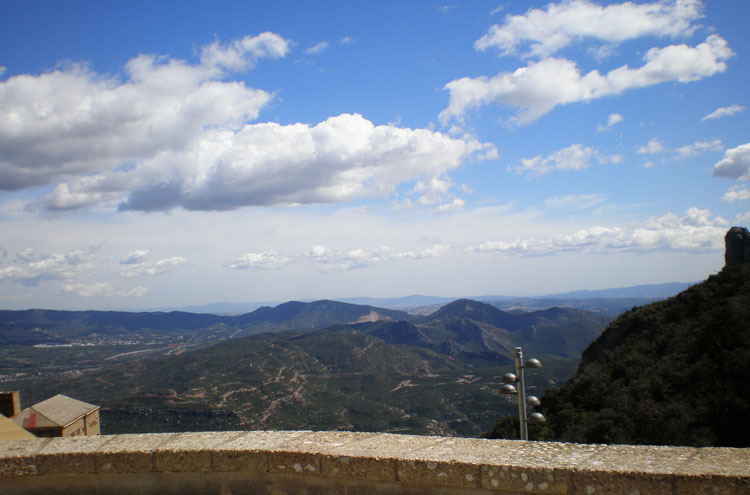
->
[438, 4, 457, 14]
[2, 32, 492, 214]
[675, 138, 723, 158]
[587, 43, 619, 61]
[510, 144, 622, 177]
[305, 244, 449, 271]
[734, 212, 750, 225]
[721, 186, 750, 203]
[120, 250, 150, 265]
[1, 33, 289, 194]
[544, 193, 607, 211]
[0, 248, 95, 286]
[441, 35, 732, 126]
[637, 138, 665, 154]
[475, 0, 703, 59]
[226, 251, 292, 270]
[597, 113, 623, 131]
[46, 113, 493, 212]
[713, 143, 750, 180]
[224, 241, 453, 273]
[306, 41, 328, 55]
[119, 256, 187, 278]
[63, 282, 150, 298]
[702, 104, 745, 121]
[199, 32, 290, 71]
[391, 198, 414, 211]
[340, 36, 355, 45]
[465, 207, 727, 256]
[413, 176, 454, 205]
[636, 137, 721, 159]
[435, 198, 465, 214]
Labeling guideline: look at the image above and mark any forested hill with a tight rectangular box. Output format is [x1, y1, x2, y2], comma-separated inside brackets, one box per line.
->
[536, 261, 750, 447]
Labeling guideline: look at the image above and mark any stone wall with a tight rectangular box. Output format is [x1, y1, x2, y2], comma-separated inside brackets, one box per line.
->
[1, 431, 748, 494]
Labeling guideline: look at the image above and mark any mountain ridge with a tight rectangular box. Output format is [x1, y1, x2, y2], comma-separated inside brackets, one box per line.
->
[484, 258, 750, 447]
[3, 298, 611, 436]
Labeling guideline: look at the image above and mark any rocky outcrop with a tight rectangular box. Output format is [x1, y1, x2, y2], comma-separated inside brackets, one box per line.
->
[725, 226, 750, 266]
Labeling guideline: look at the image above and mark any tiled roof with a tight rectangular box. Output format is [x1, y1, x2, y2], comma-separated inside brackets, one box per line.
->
[25, 394, 98, 428]
[11, 408, 58, 429]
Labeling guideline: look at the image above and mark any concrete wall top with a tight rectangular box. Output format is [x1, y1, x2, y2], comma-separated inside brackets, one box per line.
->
[1, 431, 749, 494]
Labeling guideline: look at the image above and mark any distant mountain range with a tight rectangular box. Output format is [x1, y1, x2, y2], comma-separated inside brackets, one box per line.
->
[155, 281, 697, 316]
[0, 300, 413, 346]
[3, 298, 610, 436]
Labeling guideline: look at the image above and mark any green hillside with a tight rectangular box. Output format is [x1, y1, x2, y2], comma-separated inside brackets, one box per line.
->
[5, 299, 608, 436]
[487, 263, 750, 447]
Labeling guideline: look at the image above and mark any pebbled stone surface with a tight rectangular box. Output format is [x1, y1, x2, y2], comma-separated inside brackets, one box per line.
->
[1, 431, 748, 494]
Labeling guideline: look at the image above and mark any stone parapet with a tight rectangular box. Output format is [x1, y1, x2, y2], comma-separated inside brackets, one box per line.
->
[1, 431, 749, 494]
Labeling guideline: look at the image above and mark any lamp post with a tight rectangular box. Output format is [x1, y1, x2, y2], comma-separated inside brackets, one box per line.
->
[500, 346, 545, 440]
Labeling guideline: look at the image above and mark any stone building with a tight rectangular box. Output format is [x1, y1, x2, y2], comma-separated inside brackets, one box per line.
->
[12, 394, 100, 438]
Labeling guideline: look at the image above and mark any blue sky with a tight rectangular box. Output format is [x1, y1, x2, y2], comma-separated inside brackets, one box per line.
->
[1, 0, 749, 310]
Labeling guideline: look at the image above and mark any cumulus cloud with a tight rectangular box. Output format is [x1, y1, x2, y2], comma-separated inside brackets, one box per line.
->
[413, 176, 454, 205]
[441, 35, 732, 126]
[305, 244, 449, 271]
[597, 113, 623, 131]
[63, 282, 150, 298]
[475, 0, 703, 59]
[702, 104, 745, 121]
[510, 144, 622, 177]
[465, 207, 727, 256]
[120, 250, 150, 265]
[199, 32, 291, 71]
[637, 138, 665, 155]
[50, 113, 491, 212]
[1, 32, 493, 214]
[0, 33, 290, 194]
[119, 256, 187, 278]
[306, 41, 328, 55]
[721, 186, 750, 203]
[675, 138, 723, 159]
[226, 251, 292, 270]
[0, 248, 95, 286]
[435, 198, 465, 214]
[713, 143, 750, 180]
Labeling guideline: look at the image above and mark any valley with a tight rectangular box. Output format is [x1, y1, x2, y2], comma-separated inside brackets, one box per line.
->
[1, 298, 608, 437]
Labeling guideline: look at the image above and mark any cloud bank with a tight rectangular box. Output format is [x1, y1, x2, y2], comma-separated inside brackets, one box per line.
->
[0, 33, 290, 193]
[465, 208, 727, 256]
[475, 0, 703, 59]
[1, 33, 493, 214]
[441, 35, 732, 125]
[227, 244, 451, 273]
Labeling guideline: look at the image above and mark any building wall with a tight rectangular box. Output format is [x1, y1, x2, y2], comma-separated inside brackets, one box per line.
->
[61, 417, 85, 437]
[84, 410, 100, 436]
